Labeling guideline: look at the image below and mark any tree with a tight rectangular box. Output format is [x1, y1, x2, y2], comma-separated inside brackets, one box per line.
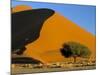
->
[60, 42, 91, 63]
[60, 43, 73, 58]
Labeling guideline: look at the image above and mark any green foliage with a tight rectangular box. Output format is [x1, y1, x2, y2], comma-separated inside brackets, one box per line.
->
[67, 42, 91, 58]
[60, 42, 91, 58]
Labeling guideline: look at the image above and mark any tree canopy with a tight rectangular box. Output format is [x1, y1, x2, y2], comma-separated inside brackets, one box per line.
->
[60, 42, 91, 62]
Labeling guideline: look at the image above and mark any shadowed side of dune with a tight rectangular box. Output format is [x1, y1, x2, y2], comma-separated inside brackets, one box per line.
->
[12, 8, 55, 54]
[12, 57, 42, 64]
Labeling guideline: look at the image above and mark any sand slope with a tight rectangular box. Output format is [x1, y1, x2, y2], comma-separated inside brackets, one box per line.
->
[24, 13, 95, 63]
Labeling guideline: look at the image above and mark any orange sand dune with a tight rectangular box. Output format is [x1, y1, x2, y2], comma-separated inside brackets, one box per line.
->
[12, 5, 96, 63]
[12, 5, 32, 13]
[24, 13, 96, 63]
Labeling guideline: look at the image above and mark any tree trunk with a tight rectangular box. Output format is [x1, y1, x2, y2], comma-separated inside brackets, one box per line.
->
[73, 56, 77, 63]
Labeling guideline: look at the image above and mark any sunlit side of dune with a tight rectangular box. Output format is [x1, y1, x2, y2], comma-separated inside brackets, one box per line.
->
[24, 12, 95, 63]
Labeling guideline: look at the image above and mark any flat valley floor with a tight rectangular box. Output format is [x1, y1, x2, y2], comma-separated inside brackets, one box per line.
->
[11, 65, 96, 74]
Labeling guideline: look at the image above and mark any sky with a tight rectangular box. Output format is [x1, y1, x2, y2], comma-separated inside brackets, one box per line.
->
[12, 0, 96, 35]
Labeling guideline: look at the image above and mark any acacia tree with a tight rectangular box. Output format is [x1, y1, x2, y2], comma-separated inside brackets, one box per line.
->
[60, 42, 91, 63]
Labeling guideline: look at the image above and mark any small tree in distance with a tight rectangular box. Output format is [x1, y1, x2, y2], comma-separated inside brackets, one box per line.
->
[60, 42, 91, 63]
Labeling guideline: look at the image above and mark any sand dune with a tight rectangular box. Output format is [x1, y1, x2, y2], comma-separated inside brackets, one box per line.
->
[12, 5, 96, 63]
[12, 5, 32, 13]
[24, 13, 95, 63]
